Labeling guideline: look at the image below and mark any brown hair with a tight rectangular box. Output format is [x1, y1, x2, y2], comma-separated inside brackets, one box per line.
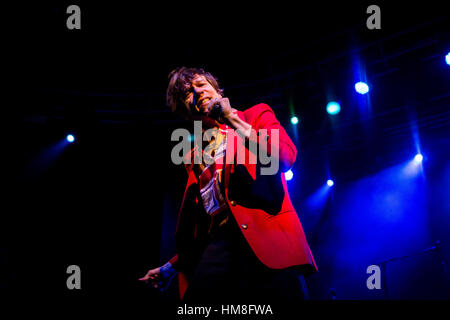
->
[166, 67, 224, 119]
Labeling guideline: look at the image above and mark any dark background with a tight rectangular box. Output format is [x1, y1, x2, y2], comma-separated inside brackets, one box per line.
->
[2, 0, 450, 315]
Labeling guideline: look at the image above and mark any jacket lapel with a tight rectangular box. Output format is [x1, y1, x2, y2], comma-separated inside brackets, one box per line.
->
[223, 110, 257, 198]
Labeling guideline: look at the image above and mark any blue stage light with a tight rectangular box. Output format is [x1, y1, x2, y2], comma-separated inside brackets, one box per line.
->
[291, 116, 299, 125]
[326, 102, 341, 115]
[66, 134, 75, 143]
[285, 169, 293, 181]
[327, 179, 334, 187]
[414, 154, 423, 163]
[446, 52, 450, 66]
[355, 82, 369, 94]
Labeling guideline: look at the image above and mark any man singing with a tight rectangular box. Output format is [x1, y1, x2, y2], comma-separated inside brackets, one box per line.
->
[139, 67, 317, 304]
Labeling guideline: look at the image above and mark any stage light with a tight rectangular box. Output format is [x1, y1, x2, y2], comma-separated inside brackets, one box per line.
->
[327, 179, 334, 187]
[291, 116, 299, 125]
[285, 169, 293, 181]
[326, 102, 341, 115]
[355, 82, 369, 94]
[414, 154, 423, 163]
[446, 52, 450, 66]
[66, 134, 75, 143]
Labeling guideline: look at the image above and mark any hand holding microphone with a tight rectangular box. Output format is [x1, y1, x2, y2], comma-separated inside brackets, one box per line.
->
[209, 103, 224, 121]
[206, 97, 232, 124]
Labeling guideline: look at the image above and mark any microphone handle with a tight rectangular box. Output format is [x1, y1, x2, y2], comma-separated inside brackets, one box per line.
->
[210, 103, 224, 120]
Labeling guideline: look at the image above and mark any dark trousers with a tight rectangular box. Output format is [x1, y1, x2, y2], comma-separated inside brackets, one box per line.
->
[182, 215, 309, 306]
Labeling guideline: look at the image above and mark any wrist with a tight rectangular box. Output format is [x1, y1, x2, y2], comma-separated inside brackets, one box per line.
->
[223, 109, 237, 122]
[160, 262, 177, 279]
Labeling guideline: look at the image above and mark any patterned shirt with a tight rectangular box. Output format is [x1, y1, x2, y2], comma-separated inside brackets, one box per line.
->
[198, 125, 228, 217]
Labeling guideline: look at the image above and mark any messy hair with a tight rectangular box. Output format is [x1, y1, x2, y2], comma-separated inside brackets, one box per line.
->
[166, 67, 224, 119]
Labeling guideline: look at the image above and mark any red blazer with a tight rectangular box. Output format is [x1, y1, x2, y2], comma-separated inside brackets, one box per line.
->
[169, 103, 317, 298]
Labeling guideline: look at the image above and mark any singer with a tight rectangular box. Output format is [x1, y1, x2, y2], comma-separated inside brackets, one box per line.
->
[139, 67, 317, 305]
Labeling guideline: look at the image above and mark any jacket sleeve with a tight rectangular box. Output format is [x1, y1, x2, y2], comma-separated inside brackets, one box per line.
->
[245, 103, 297, 172]
[168, 254, 180, 271]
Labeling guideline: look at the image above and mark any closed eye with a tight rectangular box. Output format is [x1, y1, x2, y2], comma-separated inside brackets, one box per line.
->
[194, 81, 207, 87]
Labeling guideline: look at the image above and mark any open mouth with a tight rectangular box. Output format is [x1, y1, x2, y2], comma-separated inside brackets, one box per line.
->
[196, 97, 212, 111]
[198, 97, 211, 107]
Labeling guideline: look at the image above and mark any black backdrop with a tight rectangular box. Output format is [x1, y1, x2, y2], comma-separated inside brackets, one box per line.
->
[3, 0, 449, 316]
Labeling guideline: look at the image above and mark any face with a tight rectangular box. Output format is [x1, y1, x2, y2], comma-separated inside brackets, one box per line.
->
[183, 74, 222, 115]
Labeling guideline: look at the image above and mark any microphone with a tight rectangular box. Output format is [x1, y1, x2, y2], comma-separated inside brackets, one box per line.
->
[208, 103, 224, 122]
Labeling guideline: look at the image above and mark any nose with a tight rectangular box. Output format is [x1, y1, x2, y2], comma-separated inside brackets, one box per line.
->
[193, 86, 205, 96]
[193, 87, 204, 105]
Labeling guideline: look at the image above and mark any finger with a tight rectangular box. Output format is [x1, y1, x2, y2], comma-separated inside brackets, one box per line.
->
[139, 273, 157, 281]
[205, 99, 216, 113]
[207, 100, 224, 118]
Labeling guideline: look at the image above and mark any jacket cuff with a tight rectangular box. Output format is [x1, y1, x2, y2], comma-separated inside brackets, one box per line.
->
[160, 262, 178, 279]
